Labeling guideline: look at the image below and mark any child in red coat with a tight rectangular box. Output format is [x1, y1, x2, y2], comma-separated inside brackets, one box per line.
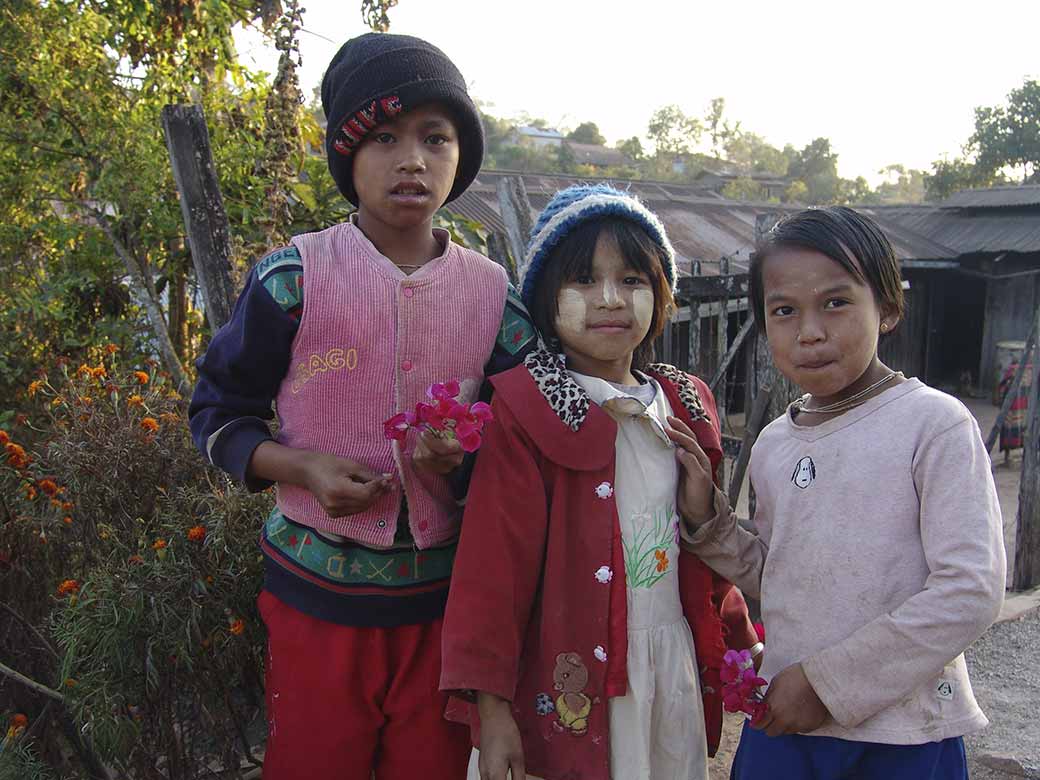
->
[440, 185, 758, 780]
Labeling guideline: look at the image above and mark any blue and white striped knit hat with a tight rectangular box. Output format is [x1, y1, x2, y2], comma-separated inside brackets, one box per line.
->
[519, 184, 677, 310]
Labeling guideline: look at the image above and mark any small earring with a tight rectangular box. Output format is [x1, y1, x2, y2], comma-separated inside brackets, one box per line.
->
[880, 323, 889, 333]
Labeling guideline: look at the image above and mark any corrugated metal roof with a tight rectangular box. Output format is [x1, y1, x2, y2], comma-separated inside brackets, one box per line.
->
[865, 204, 1040, 255]
[447, 171, 955, 274]
[942, 185, 1040, 209]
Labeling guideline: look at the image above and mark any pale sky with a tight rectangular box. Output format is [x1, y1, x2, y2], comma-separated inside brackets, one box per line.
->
[234, 0, 1039, 186]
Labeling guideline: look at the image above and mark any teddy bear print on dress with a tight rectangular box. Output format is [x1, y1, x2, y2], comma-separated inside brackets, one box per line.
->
[551, 652, 596, 736]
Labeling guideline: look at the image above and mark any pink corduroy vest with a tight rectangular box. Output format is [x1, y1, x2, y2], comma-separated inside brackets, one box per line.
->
[274, 221, 507, 548]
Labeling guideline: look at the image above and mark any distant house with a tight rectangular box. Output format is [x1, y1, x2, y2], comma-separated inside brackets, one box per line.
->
[508, 126, 565, 150]
[862, 184, 1040, 393]
[563, 141, 632, 169]
[694, 165, 790, 201]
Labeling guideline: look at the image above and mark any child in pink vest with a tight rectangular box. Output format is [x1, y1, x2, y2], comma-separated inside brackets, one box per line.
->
[189, 33, 535, 780]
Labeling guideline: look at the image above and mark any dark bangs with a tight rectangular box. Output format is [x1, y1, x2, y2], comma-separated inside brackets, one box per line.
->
[750, 206, 905, 332]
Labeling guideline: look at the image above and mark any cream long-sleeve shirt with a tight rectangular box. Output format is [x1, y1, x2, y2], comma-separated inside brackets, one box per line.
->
[681, 378, 1005, 745]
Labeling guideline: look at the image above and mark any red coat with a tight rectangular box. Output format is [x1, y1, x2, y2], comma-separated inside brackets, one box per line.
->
[441, 350, 757, 780]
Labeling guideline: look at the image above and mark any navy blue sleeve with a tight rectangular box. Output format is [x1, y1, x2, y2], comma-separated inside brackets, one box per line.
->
[188, 247, 303, 491]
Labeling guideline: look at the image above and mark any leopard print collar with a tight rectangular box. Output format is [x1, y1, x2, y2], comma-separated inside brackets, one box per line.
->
[524, 345, 709, 429]
[523, 345, 590, 432]
[645, 363, 709, 423]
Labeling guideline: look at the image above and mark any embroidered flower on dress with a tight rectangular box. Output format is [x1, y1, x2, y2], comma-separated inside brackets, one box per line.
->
[594, 566, 613, 584]
[535, 692, 555, 716]
[593, 646, 607, 663]
[654, 548, 669, 573]
[594, 482, 613, 499]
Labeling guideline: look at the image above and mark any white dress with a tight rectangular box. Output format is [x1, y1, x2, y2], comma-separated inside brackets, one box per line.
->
[576, 371, 708, 780]
[467, 371, 707, 780]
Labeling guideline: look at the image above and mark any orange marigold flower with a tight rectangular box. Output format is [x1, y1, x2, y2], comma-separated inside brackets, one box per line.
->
[50, 498, 62, 508]
[160, 412, 180, 425]
[57, 579, 80, 596]
[0, 430, 8, 445]
[62, 501, 74, 511]
[63, 516, 73, 525]
[64, 678, 76, 688]
[229, 618, 246, 636]
[51, 396, 64, 407]
[6, 713, 28, 739]
[166, 390, 182, 401]
[104, 343, 119, 354]
[78, 413, 90, 423]
[6, 442, 28, 468]
[80, 396, 93, 405]
[128, 554, 144, 565]
[140, 417, 159, 433]
[23, 484, 37, 501]
[90, 366, 106, 380]
[133, 371, 150, 385]
[38, 479, 59, 497]
[187, 525, 206, 542]
[127, 394, 144, 408]
[76, 363, 91, 378]
[152, 538, 167, 550]
[28, 380, 44, 397]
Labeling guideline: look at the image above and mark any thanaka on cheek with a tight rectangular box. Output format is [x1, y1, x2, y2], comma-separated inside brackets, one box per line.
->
[555, 289, 587, 346]
[632, 289, 654, 332]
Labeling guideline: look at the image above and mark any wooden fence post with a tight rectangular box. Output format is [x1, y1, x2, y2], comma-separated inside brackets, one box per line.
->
[1013, 303, 1040, 590]
[497, 176, 534, 272]
[162, 104, 237, 333]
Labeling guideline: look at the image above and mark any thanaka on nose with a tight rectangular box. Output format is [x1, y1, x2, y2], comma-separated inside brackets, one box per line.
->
[599, 277, 622, 307]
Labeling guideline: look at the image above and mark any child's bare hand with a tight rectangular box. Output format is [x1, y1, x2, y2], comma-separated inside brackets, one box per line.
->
[302, 452, 392, 517]
[477, 693, 525, 780]
[665, 416, 715, 525]
[754, 662, 830, 737]
[412, 429, 464, 474]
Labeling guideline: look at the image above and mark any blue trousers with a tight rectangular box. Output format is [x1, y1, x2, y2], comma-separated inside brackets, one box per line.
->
[730, 721, 968, 780]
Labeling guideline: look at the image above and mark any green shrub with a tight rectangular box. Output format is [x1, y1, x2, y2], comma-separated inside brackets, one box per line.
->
[1, 347, 271, 778]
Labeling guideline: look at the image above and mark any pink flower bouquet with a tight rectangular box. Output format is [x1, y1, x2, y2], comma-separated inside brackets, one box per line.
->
[720, 648, 768, 721]
[383, 380, 494, 453]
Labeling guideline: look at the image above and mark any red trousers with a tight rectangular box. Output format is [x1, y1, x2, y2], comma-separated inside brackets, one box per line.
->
[258, 590, 471, 779]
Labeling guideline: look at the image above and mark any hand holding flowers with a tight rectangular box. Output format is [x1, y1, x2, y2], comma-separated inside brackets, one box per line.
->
[751, 662, 831, 737]
[384, 380, 494, 474]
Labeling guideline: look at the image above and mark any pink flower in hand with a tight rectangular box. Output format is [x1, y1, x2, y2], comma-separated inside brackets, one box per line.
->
[427, 380, 461, 401]
[383, 411, 415, 441]
[448, 401, 494, 452]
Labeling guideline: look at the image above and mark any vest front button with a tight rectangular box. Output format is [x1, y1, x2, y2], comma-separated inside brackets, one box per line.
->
[403, 287, 415, 299]
[401, 360, 413, 372]
[376, 519, 387, 529]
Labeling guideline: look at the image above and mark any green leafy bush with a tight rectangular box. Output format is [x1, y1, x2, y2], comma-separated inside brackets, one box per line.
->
[1, 347, 271, 778]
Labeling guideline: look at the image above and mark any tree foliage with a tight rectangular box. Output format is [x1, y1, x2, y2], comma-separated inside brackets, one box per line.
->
[970, 79, 1040, 183]
[567, 121, 606, 146]
[647, 104, 703, 156]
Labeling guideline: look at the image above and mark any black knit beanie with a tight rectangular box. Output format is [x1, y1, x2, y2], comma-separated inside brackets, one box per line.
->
[321, 33, 484, 207]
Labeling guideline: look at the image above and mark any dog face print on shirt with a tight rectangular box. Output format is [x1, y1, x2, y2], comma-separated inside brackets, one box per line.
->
[791, 456, 816, 489]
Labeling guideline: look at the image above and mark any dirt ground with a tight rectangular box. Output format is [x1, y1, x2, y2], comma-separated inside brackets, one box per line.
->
[706, 394, 1038, 779]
